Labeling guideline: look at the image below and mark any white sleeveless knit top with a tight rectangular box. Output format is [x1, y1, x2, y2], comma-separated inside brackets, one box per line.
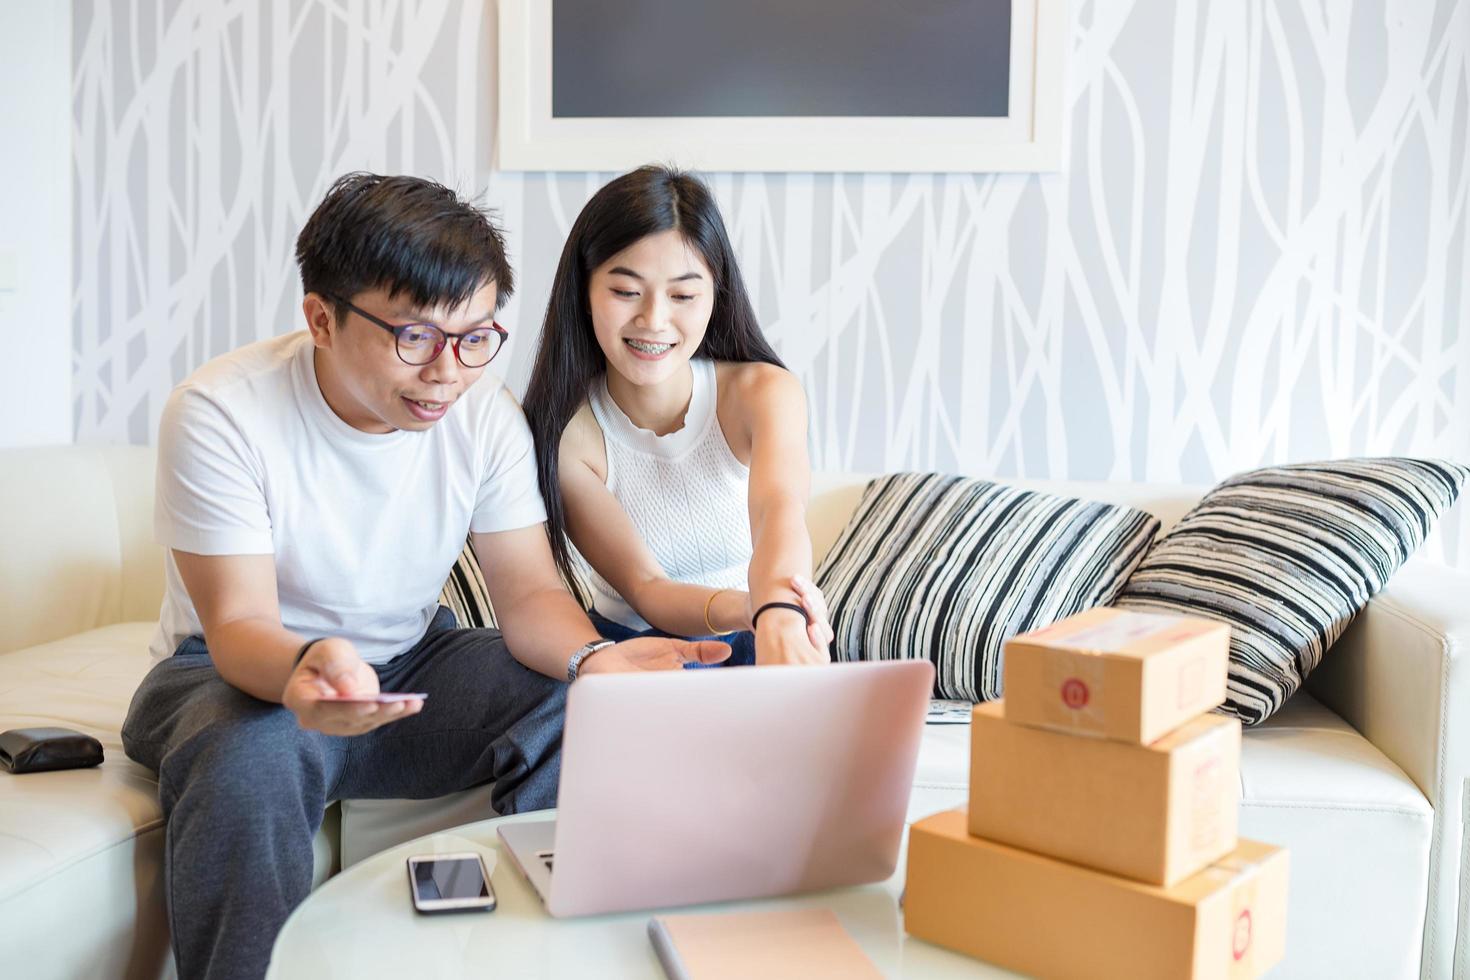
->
[581, 358, 752, 630]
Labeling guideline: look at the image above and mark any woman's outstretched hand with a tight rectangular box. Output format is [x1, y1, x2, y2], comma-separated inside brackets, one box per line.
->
[754, 611, 829, 665]
[753, 576, 834, 666]
[579, 636, 732, 674]
[791, 575, 835, 653]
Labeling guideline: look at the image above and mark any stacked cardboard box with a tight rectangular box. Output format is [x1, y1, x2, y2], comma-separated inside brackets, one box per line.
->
[904, 608, 1290, 979]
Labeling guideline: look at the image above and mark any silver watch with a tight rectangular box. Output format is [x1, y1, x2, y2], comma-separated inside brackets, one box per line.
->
[566, 639, 616, 681]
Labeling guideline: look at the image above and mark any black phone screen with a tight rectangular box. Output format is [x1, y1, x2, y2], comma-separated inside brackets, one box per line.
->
[412, 857, 489, 901]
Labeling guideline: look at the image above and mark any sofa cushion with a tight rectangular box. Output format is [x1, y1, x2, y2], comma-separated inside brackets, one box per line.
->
[905, 691, 1431, 809]
[0, 624, 336, 902]
[0, 446, 164, 655]
[1115, 458, 1468, 724]
[0, 622, 171, 903]
[905, 692, 1433, 978]
[1237, 694, 1433, 979]
[339, 786, 498, 869]
[815, 473, 1160, 700]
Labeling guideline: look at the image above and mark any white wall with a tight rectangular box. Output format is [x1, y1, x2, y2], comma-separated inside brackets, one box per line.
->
[67, 0, 1470, 566]
[0, 3, 72, 448]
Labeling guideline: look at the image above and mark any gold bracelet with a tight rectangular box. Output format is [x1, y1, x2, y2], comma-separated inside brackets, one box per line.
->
[703, 589, 730, 635]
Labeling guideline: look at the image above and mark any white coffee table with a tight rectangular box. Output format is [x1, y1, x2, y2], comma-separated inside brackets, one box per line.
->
[267, 810, 1015, 978]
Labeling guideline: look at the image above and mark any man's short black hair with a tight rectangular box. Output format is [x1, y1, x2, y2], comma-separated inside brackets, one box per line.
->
[295, 172, 514, 316]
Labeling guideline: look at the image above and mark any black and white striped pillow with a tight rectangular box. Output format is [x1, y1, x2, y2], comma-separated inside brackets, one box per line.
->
[815, 473, 1161, 701]
[439, 538, 498, 629]
[1115, 458, 1468, 725]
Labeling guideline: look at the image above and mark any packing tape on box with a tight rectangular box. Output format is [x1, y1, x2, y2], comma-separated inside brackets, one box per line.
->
[1200, 853, 1259, 881]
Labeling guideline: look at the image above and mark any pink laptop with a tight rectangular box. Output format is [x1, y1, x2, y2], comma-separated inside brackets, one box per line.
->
[498, 659, 934, 917]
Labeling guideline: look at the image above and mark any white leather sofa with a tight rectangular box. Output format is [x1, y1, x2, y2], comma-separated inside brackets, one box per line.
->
[0, 444, 1465, 979]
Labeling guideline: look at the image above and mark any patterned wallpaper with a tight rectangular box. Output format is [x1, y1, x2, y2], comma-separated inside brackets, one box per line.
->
[72, 0, 1469, 568]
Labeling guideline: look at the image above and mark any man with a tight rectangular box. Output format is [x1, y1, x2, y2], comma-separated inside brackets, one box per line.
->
[122, 173, 728, 980]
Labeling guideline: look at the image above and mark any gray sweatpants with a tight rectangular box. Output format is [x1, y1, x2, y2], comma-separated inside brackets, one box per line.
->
[121, 608, 564, 980]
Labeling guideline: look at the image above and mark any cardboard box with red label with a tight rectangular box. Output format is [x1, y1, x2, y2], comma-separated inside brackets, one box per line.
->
[1002, 607, 1231, 744]
[905, 809, 1288, 980]
[968, 700, 1241, 886]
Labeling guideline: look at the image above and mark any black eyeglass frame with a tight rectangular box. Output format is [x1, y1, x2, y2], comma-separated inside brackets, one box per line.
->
[326, 293, 508, 368]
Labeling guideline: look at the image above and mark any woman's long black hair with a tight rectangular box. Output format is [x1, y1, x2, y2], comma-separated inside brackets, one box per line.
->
[522, 165, 784, 605]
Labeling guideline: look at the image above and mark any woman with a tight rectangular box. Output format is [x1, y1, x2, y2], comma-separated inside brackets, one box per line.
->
[523, 165, 832, 666]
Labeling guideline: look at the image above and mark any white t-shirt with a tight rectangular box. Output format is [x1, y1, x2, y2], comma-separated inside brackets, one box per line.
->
[150, 331, 547, 665]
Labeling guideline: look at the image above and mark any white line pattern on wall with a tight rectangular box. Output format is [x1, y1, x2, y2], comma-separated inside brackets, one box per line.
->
[71, 0, 1469, 568]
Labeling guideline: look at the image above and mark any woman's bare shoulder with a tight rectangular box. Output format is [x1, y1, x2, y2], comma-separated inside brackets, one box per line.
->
[559, 398, 607, 478]
[715, 361, 804, 415]
[715, 360, 799, 400]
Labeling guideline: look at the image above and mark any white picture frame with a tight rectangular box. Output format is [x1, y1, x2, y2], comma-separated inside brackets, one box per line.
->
[496, 0, 1068, 174]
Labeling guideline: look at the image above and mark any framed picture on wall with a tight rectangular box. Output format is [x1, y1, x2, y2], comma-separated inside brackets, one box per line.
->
[497, 0, 1067, 173]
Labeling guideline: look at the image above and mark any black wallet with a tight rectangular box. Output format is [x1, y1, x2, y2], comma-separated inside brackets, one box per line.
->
[0, 727, 105, 774]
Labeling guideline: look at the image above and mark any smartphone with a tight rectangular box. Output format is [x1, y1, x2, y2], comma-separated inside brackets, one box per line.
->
[319, 692, 428, 705]
[407, 852, 496, 914]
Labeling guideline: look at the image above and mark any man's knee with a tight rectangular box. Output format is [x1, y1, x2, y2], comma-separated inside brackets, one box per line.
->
[157, 697, 334, 815]
[122, 655, 221, 770]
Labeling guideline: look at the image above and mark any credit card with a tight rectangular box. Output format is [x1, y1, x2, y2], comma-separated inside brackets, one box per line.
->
[318, 692, 428, 704]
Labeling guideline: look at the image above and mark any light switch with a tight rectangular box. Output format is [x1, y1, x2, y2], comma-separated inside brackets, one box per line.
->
[0, 250, 17, 292]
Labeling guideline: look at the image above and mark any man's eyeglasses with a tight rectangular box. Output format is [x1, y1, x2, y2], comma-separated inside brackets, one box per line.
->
[327, 294, 508, 368]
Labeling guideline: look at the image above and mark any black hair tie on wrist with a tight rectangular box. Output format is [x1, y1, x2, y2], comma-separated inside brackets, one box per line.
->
[752, 601, 811, 629]
[293, 637, 327, 667]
